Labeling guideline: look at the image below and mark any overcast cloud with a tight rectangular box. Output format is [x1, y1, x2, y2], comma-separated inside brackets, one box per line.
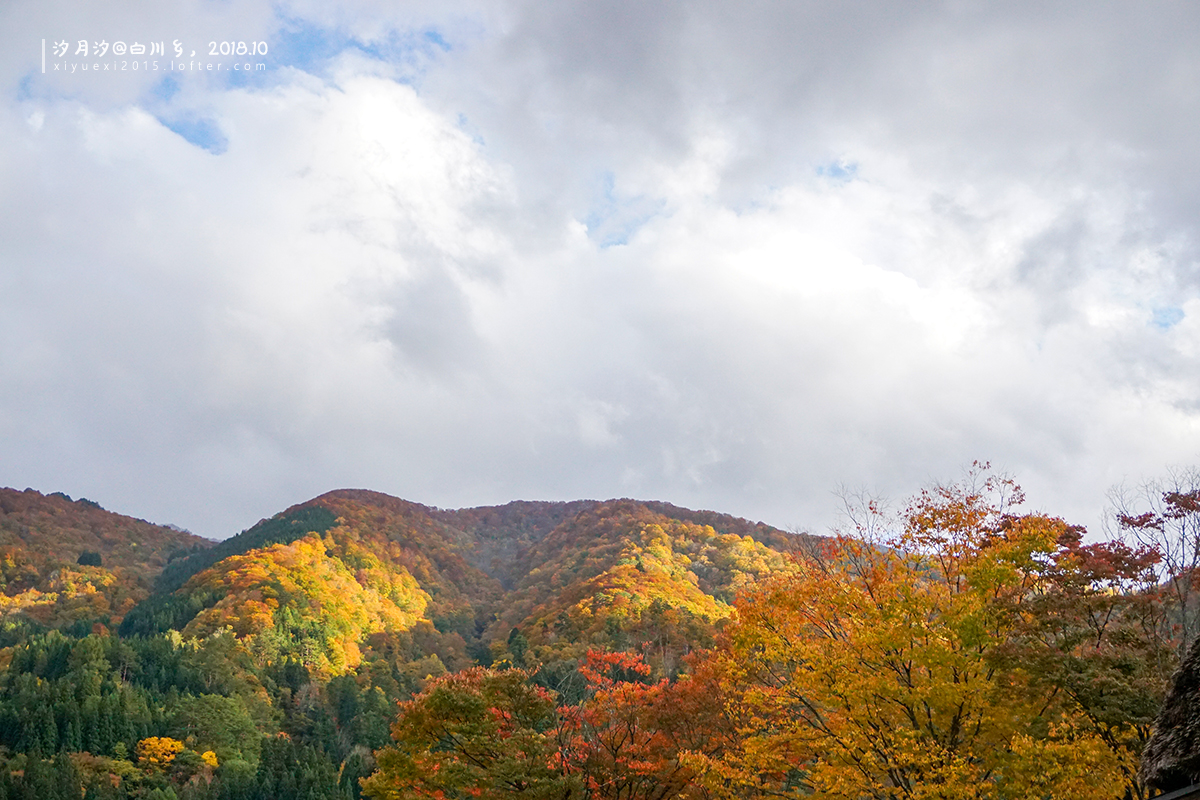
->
[2, 1, 1199, 538]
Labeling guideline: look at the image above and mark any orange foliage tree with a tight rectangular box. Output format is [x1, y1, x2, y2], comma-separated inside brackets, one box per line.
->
[361, 666, 568, 800]
[362, 650, 731, 800]
[553, 649, 729, 800]
[688, 467, 1128, 800]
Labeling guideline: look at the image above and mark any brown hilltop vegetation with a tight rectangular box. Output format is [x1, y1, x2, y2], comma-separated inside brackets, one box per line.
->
[0, 487, 212, 627]
[429, 499, 598, 585]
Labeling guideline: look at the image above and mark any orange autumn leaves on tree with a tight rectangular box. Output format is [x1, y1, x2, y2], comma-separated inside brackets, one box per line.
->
[361, 666, 568, 800]
[694, 468, 1129, 800]
[363, 649, 729, 800]
[556, 650, 721, 800]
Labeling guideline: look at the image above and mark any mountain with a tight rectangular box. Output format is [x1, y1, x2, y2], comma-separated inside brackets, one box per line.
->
[0, 486, 815, 799]
[0, 482, 1174, 800]
[119, 490, 501, 677]
[114, 490, 814, 682]
[0, 488, 212, 631]
[480, 499, 805, 679]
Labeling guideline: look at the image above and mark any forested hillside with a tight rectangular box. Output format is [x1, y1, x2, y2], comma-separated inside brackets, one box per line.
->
[0, 489, 211, 631]
[0, 473, 1190, 800]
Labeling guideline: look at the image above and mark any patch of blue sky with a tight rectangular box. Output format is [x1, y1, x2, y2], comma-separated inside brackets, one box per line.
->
[137, 20, 459, 135]
[424, 30, 452, 52]
[352, 28, 456, 84]
[158, 115, 227, 154]
[584, 172, 665, 248]
[148, 76, 180, 103]
[269, 17, 454, 85]
[1152, 306, 1185, 330]
[816, 159, 858, 183]
[272, 19, 356, 74]
[16, 71, 90, 108]
[17, 74, 35, 102]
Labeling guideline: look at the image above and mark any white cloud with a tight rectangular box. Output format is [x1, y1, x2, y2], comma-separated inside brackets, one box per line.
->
[2, 1, 1200, 538]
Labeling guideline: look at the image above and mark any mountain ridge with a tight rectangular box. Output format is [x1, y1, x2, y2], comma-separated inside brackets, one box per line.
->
[0, 484, 819, 797]
[0, 486, 816, 680]
[0, 487, 213, 629]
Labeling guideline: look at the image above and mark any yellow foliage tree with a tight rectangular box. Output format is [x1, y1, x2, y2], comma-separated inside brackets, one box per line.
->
[136, 736, 185, 768]
[691, 468, 1125, 799]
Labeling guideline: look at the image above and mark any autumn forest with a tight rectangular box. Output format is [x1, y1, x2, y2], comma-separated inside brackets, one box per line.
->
[0, 465, 1195, 800]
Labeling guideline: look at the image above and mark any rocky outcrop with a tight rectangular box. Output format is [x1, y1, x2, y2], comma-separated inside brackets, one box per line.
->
[1143, 638, 1200, 792]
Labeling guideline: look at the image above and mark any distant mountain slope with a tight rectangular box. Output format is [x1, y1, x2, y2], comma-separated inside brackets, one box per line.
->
[483, 499, 811, 676]
[0, 488, 213, 628]
[431, 500, 600, 586]
[121, 490, 503, 676]
[152, 504, 339, 594]
[115, 489, 814, 679]
[639, 500, 813, 553]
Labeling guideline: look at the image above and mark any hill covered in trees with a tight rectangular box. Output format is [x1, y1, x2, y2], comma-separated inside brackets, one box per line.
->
[0, 486, 816, 800]
[0, 474, 1190, 800]
[116, 490, 814, 684]
[0, 489, 212, 631]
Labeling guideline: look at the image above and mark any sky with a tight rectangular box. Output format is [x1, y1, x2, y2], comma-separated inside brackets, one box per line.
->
[2, 1, 1199, 540]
